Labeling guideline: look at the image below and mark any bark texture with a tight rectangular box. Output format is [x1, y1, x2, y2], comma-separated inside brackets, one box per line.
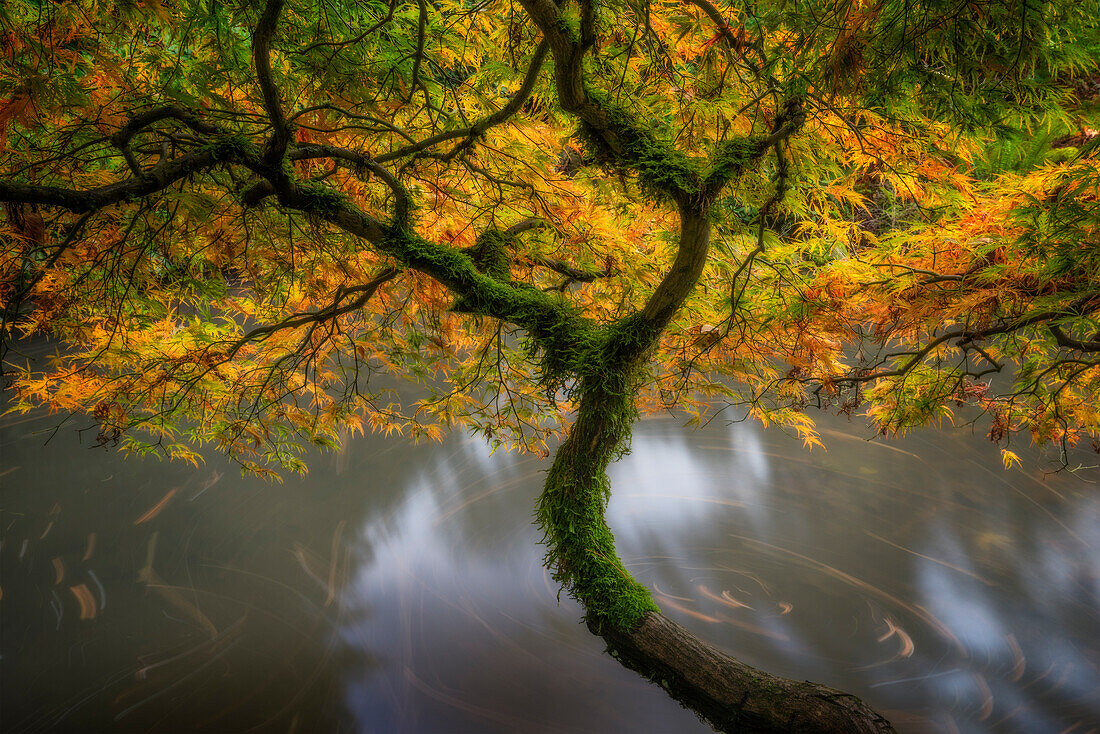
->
[596, 612, 897, 734]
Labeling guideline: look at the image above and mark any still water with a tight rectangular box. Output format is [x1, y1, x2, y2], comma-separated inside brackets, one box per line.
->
[1, 405, 1098, 733]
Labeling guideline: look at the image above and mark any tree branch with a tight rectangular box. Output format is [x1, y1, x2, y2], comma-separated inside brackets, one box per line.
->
[377, 40, 550, 164]
[225, 268, 401, 358]
[253, 0, 294, 172]
[110, 105, 224, 149]
[1050, 323, 1100, 352]
[827, 292, 1100, 386]
[0, 147, 233, 213]
[289, 144, 410, 222]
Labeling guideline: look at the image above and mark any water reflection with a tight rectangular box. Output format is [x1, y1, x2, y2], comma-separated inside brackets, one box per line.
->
[2, 407, 1098, 733]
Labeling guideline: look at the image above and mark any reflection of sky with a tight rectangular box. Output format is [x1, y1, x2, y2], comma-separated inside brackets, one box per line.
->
[607, 421, 773, 548]
[910, 485, 1100, 733]
[331, 417, 1100, 733]
[8, 396, 1099, 733]
[336, 432, 710, 734]
[917, 523, 1007, 655]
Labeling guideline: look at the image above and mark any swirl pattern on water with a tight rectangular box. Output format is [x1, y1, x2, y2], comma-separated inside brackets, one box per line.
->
[1, 405, 1097, 733]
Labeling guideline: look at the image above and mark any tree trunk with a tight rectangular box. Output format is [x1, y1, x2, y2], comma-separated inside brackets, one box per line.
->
[538, 365, 896, 733]
[595, 612, 896, 733]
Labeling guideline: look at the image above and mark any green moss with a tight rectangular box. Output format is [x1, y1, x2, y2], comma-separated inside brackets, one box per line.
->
[207, 135, 255, 163]
[533, 310, 668, 632]
[577, 91, 701, 202]
[1043, 147, 1079, 165]
[381, 226, 593, 366]
[557, 11, 582, 45]
[705, 138, 758, 187]
[537, 357, 660, 631]
[377, 223, 663, 632]
[296, 182, 346, 212]
[470, 229, 513, 281]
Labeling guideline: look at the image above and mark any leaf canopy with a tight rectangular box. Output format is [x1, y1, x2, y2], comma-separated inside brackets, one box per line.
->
[1, 0, 1098, 471]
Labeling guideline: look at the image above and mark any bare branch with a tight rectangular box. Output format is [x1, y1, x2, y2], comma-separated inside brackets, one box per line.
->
[1050, 324, 1100, 352]
[408, 0, 429, 103]
[110, 105, 224, 149]
[529, 255, 611, 284]
[0, 147, 234, 213]
[289, 0, 397, 56]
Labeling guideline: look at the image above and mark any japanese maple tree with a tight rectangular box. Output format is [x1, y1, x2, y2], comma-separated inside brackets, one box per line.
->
[2, 0, 1098, 730]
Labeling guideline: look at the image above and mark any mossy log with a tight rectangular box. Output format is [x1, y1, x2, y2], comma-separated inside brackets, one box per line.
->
[595, 612, 897, 733]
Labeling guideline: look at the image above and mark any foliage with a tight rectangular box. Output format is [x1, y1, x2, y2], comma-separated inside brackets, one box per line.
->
[1, 0, 1099, 641]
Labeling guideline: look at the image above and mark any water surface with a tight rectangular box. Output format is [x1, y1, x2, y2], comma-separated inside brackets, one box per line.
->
[2, 406, 1098, 733]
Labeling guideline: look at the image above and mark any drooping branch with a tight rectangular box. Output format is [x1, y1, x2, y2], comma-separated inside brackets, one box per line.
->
[828, 291, 1100, 387]
[1050, 323, 1100, 352]
[703, 97, 803, 196]
[289, 144, 412, 223]
[289, 0, 398, 57]
[224, 268, 401, 359]
[727, 138, 791, 317]
[0, 138, 598, 364]
[110, 105, 225, 150]
[108, 104, 227, 175]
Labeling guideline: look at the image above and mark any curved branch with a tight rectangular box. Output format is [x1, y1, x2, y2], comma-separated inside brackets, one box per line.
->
[637, 205, 712, 330]
[108, 104, 227, 175]
[0, 148, 230, 213]
[289, 144, 410, 222]
[1049, 323, 1100, 352]
[110, 105, 224, 149]
[377, 40, 550, 164]
[703, 97, 803, 196]
[308, 205, 599, 345]
[253, 0, 294, 167]
[290, 0, 397, 56]
[287, 104, 416, 142]
[727, 139, 790, 316]
[0, 145, 587, 353]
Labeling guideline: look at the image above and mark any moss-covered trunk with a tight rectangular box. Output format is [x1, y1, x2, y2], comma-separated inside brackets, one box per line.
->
[538, 365, 659, 628]
[537, 365, 897, 732]
[535, 209, 894, 732]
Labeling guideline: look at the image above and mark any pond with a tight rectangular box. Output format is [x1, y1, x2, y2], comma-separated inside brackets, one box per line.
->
[1, 400, 1098, 733]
